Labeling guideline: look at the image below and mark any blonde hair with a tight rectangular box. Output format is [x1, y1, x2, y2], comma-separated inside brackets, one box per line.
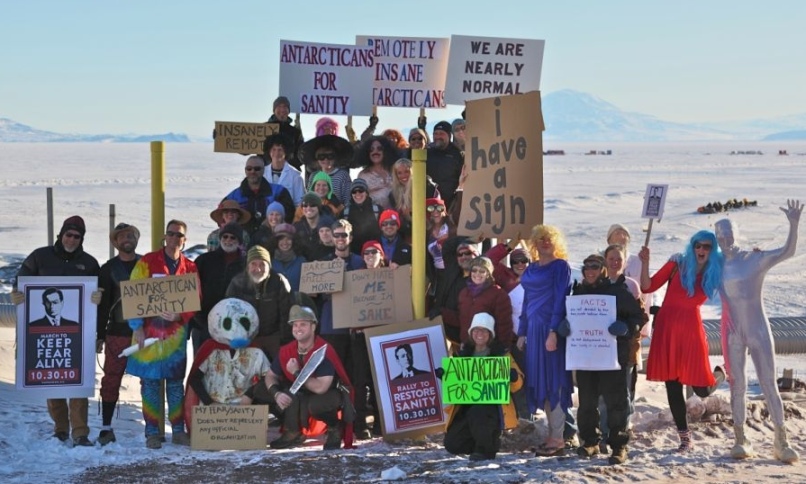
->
[390, 158, 413, 216]
[527, 224, 568, 261]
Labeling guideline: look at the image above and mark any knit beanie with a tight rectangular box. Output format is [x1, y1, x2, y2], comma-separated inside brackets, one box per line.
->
[351, 178, 369, 193]
[433, 120, 452, 135]
[361, 240, 385, 259]
[510, 248, 530, 262]
[469, 312, 495, 338]
[273, 96, 290, 111]
[247, 245, 271, 266]
[378, 209, 400, 229]
[469, 256, 494, 277]
[302, 192, 323, 207]
[219, 222, 244, 244]
[267, 201, 286, 219]
[60, 215, 86, 237]
[606, 224, 631, 243]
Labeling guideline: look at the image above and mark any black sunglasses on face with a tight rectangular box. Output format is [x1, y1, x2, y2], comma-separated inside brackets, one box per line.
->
[316, 153, 336, 161]
[332, 233, 349, 239]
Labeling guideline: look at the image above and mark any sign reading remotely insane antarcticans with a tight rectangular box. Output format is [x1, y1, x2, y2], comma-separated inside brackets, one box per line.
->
[363, 318, 449, 441]
[120, 273, 201, 320]
[190, 404, 269, 451]
[441, 356, 511, 404]
[279, 40, 374, 116]
[458, 91, 544, 240]
[213, 121, 279, 154]
[565, 295, 620, 371]
[356, 35, 449, 108]
[444, 35, 545, 105]
[299, 259, 345, 294]
[16, 276, 97, 398]
[331, 266, 413, 329]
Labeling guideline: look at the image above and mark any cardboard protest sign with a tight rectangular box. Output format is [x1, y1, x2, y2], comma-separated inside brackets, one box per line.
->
[279, 40, 374, 116]
[16, 276, 97, 398]
[642, 183, 669, 220]
[331, 266, 412, 329]
[444, 35, 545, 105]
[190, 405, 269, 451]
[441, 356, 510, 404]
[458, 91, 544, 240]
[120, 273, 201, 320]
[363, 318, 449, 441]
[213, 121, 279, 154]
[565, 295, 620, 371]
[299, 259, 344, 294]
[356, 35, 449, 108]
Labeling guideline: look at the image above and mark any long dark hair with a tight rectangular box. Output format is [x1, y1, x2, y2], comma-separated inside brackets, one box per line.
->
[353, 136, 398, 170]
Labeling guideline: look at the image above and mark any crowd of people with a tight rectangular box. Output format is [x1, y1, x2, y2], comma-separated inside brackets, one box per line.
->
[10, 94, 801, 467]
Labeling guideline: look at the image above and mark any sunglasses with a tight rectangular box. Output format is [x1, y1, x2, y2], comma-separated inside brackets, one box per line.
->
[381, 221, 398, 227]
[363, 249, 379, 255]
[220, 234, 238, 241]
[427, 205, 445, 213]
[409, 136, 424, 142]
[245, 166, 263, 172]
[166, 231, 186, 238]
[63, 232, 82, 240]
[470, 267, 488, 274]
[454, 125, 466, 132]
[583, 262, 602, 270]
[351, 188, 366, 194]
[456, 251, 474, 257]
[694, 242, 713, 251]
[332, 232, 349, 239]
[301, 203, 318, 208]
[316, 152, 336, 161]
[511, 258, 529, 265]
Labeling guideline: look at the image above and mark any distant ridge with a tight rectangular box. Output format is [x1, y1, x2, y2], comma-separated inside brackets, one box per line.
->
[0, 118, 190, 143]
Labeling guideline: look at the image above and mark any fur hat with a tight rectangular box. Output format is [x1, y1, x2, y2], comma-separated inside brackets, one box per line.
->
[361, 240, 385, 258]
[456, 241, 479, 257]
[469, 256, 494, 277]
[219, 222, 244, 244]
[210, 200, 252, 225]
[302, 192, 322, 207]
[351, 178, 369, 193]
[267, 201, 286, 219]
[60, 215, 86, 237]
[247, 245, 271, 266]
[315, 117, 339, 137]
[433, 120, 452, 135]
[607, 224, 631, 243]
[274, 223, 296, 238]
[109, 222, 140, 249]
[469, 312, 495, 338]
[379, 209, 400, 229]
[510, 248, 530, 262]
[273, 96, 290, 111]
[288, 304, 317, 324]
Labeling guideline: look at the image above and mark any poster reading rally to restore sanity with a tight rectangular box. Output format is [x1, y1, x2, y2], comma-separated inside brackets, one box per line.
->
[444, 35, 545, 105]
[356, 35, 449, 108]
[16, 276, 97, 398]
[458, 91, 544, 240]
[565, 295, 620, 371]
[363, 319, 449, 441]
[279, 40, 374, 116]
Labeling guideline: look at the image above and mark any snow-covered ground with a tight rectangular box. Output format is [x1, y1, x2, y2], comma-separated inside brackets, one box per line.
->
[1, 141, 806, 483]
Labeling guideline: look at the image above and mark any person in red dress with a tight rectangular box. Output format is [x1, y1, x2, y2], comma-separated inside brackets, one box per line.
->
[638, 230, 725, 453]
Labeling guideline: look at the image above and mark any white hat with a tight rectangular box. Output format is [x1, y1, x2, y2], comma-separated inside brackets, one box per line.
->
[468, 312, 495, 338]
[607, 224, 630, 243]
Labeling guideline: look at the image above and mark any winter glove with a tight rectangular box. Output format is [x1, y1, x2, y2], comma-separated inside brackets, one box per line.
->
[461, 109, 466, 120]
[417, 116, 427, 130]
[510, 368, 518, 382]
[211, 129, 217, 139]
[368, 115, 379, 128]
[128, 318, 145, 330]
[608, 320, 629, 337]
[556, 318, 571, 338]
[435, 367, 444, 380]
[91, 288, 103, 305]
[96, 339, 104, 354]
[10, 290, 24, 306]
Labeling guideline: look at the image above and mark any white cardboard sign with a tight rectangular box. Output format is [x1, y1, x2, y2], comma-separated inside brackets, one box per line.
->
[564, 295, 619, 371]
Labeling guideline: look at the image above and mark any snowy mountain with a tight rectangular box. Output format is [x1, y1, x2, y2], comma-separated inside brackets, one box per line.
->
[0, 118, 190, 143]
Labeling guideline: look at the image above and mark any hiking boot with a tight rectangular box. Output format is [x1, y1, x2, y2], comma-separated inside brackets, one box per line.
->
[270, 431, 305, 449]
[354, 425, 373, 441]
[73, 436, 94, 447]
[609, 447, 628, 464]
[97, 429, 116, 446]
[171, 432, 190, 446]
[53, 431, 69, 442]
[469, 452, 495, 461]
[323, 426, 342, 450]
[577, 444, 599, 458]
[599, 441, 609, 454]
[146, 435, 163, 449]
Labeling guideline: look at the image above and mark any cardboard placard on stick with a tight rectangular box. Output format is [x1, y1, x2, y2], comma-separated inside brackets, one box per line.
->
[213, 121, 279, 154]
[190, 404, 269, 451]
[331, 266, 412, 329]
[441, 356, 511, 404]
[458, 91, 544, 240]
[299, 259, 345, 294]
[120, 273, 201, 320]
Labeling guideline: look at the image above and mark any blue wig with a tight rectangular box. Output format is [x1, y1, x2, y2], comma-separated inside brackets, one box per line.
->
[678, 230, 723, 298]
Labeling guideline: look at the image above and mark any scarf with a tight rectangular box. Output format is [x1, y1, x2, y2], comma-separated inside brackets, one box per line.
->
[465, 279, 492, 298]
[274, 247, 296, 263]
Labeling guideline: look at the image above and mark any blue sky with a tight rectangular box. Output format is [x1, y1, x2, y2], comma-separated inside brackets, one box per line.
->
[1, 0, 804, 136]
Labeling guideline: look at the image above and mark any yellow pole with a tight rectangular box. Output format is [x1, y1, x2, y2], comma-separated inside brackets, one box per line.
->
[150, 141, 165, 251]
[411, 148, 427, 319]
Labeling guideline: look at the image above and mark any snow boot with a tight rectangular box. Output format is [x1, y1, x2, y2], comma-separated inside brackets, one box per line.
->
[773, 426, 799, 464]
[577, 443, 599, 458]
[676, 429, 692, 453]
[97, 429, 117, 446]
[729, 425, 754, 459]
[608, 446, 628, 464]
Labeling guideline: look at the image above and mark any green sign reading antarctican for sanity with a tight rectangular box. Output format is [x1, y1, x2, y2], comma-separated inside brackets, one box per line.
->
[440, 356, 510, 404]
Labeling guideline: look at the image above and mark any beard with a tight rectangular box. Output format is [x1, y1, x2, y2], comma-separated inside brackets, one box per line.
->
[221, 242, 239, 253]
[249, 272, 268, 284]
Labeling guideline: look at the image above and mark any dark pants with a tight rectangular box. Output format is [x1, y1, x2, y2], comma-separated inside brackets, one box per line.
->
[444, 404, 501, 457]
[350, 333, 378, 430]
[577, 367, 630, 450]
[281, 389, 343, 433]
[665, 380, 711, 431]
[322, 334, 351, 372]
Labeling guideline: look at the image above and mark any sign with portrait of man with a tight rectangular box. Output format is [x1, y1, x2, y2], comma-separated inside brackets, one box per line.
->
[15, 276, 97, 397]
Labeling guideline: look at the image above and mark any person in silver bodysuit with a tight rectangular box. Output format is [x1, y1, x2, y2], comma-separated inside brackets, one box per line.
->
[715, 199, 802, 464]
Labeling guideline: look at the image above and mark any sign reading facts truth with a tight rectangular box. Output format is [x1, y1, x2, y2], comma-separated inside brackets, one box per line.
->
[458, 91, 544, 240]
[444, 35, 545, 105]
[213, 121, 279, 154]
[565, 295, 619, 371]
[120, 273, 201, 320]
[441, 356, 511, 404]
[331, 266, 413, 329]
[356, 35, 449, 109]
[190, 404, 269, 451]
[279, 40, 374, 116]
[299, 259, 345, 294]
